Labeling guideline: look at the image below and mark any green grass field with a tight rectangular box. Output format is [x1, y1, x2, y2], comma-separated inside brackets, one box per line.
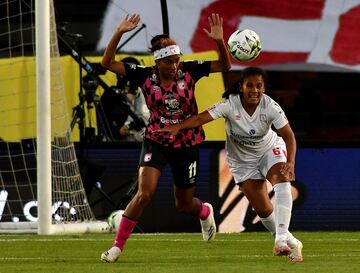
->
[0, 232, 359, 273]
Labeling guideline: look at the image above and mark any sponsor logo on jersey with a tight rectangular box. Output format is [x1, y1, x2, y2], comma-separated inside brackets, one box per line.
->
[144, 153, 152, 162]
[177, 80, 185, 90]
[151, 73, 158, 83]
[260, 114, 267, 121]
[152, 85, 161, 92]
[165, 93, 181, 114]
[160, 117, 181, 124]
[189, 177, 196, 184]
[249, 129, 256, 135]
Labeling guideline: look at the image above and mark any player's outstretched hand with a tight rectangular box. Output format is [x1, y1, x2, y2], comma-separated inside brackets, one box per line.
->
[153, 125, 181, 139]
[116, 14, 140, 34]
[203, 13, 224, 41]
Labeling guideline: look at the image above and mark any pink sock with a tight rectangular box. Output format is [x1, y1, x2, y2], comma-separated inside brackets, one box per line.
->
[198, 202, 210, 220]
[113, 215, 138, 251]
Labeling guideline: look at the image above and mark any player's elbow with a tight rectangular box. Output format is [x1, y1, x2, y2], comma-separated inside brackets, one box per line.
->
[211, 61, 231, 73]
[101, 58, 111, 69]
[223, 60, 232, 71]
[221, 55, 232, 71]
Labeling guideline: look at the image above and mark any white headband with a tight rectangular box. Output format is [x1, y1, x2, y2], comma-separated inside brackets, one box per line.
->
[153, 45, 180, 60]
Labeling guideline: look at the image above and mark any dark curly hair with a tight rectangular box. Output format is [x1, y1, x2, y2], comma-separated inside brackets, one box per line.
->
[222, 67, 268, 99]
[150, 34, 177, 52]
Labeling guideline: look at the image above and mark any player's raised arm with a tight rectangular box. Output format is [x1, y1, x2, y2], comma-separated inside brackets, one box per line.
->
[203, 13, 231, 72]
[101, 14, 140, 75]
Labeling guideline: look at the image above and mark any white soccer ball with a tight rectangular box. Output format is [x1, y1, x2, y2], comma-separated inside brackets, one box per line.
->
[227, 29, 261, 62]
[107, 210, 124, 232]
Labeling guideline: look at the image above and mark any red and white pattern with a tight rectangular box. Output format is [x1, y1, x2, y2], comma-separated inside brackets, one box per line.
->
[98, 0, 360, 70]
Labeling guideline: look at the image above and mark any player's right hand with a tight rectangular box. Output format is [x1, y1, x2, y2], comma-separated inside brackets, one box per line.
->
[153, 126, 180, 139]
[116, 14, 140, 33]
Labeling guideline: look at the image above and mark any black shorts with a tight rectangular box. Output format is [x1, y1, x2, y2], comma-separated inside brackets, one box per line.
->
[139, 139, 199, 189]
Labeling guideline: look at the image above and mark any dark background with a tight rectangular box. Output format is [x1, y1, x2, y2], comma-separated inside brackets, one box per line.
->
[54, 0, 109, 54]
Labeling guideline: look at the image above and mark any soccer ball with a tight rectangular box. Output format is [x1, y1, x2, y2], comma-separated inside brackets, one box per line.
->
[227, 29, 261, 62]
[107, 210, 124, 232]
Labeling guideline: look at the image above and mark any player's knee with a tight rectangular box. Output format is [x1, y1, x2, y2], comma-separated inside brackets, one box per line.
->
[268, 172, 290, 184]
[278, 173, 291, 183]
[133, 191, 153, 207]
[256, 208, 273, 218]
[267, 163, 291, 183]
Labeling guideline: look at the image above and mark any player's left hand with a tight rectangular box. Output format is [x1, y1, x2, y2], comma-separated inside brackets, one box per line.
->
[203, 13, 223, 41]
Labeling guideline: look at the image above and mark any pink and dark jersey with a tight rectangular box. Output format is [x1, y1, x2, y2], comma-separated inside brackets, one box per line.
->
[124, 60, 211, 148]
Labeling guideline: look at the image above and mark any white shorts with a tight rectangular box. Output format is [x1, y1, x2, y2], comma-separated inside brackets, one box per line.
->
[227, 137, 287, 184]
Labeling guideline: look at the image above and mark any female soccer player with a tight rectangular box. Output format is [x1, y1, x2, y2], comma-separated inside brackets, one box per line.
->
[156, 67, 303, 262]
[100, 13, 231, 262]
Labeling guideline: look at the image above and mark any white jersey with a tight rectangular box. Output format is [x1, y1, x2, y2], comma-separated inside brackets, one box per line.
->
[207, 94, 288, 162]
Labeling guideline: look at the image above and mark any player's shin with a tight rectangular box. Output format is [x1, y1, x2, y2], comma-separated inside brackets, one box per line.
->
[273, 182, 292, 237]
[113, 215, 138, 250]
[273, 182, 293, 255]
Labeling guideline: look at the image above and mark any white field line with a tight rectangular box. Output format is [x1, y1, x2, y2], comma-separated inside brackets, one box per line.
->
[0, 235, 358, 243]
[0, 253, 360, 261]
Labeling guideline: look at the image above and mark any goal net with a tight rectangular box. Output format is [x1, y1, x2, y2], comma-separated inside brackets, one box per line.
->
[0, 0, 108, 233]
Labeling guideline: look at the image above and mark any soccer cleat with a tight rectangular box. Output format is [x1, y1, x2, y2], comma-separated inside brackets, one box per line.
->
[288, 239, 304, 262]
[200, 203, 216, 241]
[101, 246, 121, 263]
[274, 239, 292, 256]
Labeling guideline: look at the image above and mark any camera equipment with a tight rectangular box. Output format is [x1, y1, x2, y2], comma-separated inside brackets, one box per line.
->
[57, 24, 146, 143]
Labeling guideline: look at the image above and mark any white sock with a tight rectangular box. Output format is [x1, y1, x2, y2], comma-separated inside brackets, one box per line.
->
[286, 231, 298, 248]
[260, 211, 298, 247]
[273, 183, 292, 240]
[260, 211, 276, 237]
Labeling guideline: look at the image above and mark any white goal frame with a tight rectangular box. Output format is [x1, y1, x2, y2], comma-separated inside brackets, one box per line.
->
[34, 1, 109, 235]
[36, 0, 52, 235]
[0, 0, 109, 234]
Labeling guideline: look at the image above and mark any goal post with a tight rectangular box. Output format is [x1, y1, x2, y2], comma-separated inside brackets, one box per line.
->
[0, 0, 109, 234]
[36, 0, 52, 235]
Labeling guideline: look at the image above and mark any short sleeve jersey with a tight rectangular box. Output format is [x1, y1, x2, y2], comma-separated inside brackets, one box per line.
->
[124, 61, 211, 148]
[207, 94, 288, 161]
